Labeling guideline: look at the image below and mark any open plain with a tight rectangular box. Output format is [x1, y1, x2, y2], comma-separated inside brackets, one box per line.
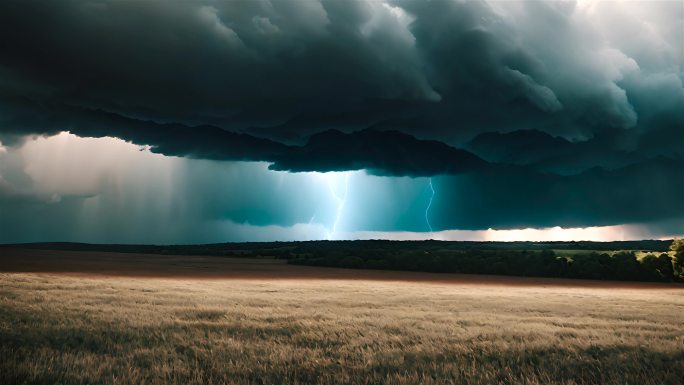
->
[1, 248, 682, 385]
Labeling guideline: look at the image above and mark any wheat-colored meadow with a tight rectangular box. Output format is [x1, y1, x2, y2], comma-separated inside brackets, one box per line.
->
[1, 267, 683, 385]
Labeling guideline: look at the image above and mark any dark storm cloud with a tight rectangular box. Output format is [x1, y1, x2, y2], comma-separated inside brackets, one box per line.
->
[0, 96, 290, 161]
[2, 0, 681, 145]
[269, 129, 488, 176]
[464, 129, 647, 175]
[428, 157, 684, 231]
[0, 97, 490, 176]
[0, 0, 682, 234]
[0, 0, 436, 126]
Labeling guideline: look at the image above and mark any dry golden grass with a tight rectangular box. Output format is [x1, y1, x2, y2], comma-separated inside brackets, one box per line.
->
[1, 270, 682, 385]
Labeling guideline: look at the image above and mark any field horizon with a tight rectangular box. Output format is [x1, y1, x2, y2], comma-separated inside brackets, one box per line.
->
[0, 246, 681, 288]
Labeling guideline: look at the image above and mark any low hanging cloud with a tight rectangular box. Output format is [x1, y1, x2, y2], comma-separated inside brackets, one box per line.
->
[0, 98, 489, 176]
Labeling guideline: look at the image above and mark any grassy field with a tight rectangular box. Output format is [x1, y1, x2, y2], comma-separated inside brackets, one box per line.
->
[1, 250, 683, 384]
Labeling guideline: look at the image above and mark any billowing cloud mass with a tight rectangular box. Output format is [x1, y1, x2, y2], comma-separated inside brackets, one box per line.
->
[0, 0, 682, 241]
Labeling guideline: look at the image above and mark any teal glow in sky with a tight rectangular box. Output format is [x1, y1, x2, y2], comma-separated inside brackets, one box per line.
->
[0, 133, 681, 243]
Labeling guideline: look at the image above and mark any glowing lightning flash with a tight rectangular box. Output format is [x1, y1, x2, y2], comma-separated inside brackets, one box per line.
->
[325, 172, 350, 240]
[425, 177, 435, 233]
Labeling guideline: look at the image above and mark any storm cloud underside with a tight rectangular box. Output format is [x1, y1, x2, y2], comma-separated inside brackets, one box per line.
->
[0, 0, 682, 241]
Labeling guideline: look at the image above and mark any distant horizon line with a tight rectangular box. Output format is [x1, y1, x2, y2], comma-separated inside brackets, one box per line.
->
[1, 239, 677, 247]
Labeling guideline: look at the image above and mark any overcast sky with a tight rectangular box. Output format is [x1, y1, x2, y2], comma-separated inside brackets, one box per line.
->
[0, 0, 682, 243]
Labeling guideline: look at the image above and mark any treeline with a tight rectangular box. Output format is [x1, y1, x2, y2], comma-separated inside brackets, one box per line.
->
[289, 248, 681, 282]
[2, 242, 294, 257]
[6, 239, 673, 255]
[6, 240, 681, 282]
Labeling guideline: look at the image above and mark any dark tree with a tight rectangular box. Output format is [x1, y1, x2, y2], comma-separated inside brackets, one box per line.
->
[656, 253, 675, 281]
[670, 239, 684, 278]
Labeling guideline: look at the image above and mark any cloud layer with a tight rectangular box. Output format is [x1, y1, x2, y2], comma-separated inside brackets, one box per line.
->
[1, 0, 682, 145]
[0, 0, 682, 239]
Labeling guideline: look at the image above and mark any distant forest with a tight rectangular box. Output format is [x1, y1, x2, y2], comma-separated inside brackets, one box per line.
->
[5, 240, 682, 282]
[288, 244, 680, 283]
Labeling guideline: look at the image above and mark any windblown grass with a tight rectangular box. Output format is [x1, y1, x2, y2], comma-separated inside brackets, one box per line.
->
[1, 273, 682, 385]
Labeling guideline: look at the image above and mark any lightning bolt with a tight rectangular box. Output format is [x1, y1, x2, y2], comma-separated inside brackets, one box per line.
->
[425, 177, 435, 233]
[326, 172, 350, 240]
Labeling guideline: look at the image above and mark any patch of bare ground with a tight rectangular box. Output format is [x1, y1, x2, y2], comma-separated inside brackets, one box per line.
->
[0, 248, 681, 289]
